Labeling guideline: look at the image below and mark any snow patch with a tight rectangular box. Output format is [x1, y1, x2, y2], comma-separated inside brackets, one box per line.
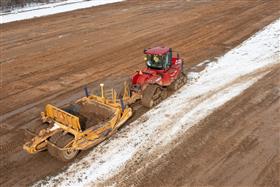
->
[0, 0, 124, 24]
[35, 19, 280, 186]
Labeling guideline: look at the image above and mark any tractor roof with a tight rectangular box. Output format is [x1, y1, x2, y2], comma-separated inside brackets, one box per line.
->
[145, 47, 170, 55]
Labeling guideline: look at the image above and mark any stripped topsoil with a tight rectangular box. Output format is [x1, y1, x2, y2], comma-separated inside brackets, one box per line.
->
[0, 0, 280, 186]
[109, 65, 280, 187]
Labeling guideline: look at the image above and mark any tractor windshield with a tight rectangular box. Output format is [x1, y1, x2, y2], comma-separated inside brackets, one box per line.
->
[145, 54, 164, 69]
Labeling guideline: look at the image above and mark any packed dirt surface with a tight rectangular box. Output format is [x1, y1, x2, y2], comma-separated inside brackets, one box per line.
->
[110, 65, 280, 187]
[0, 0, 280, 186]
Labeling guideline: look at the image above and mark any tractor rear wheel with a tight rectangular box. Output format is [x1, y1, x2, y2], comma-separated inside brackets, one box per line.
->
[47, 132, 79, 162]
[142, 84, 162, 108]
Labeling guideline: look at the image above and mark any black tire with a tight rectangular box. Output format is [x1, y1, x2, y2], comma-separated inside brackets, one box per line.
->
[47, 132, 79, 162]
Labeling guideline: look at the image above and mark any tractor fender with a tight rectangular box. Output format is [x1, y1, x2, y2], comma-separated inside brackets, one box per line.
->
[147, 75, 162, 84]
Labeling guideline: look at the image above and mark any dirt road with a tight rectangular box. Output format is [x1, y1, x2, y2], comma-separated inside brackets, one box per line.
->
[0, 0, 279, 186]
[110, 65, 280, 187]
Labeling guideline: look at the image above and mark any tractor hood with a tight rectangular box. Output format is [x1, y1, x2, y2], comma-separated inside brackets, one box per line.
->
[131, 69, 162, 90]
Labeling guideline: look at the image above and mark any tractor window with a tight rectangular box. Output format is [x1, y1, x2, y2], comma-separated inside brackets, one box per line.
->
[145, 54, 164, 69]
[168, 52, 172, 65]
[164, 54, 169, 68]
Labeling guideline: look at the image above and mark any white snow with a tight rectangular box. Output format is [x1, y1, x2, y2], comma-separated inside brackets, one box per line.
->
[35, 19, 280, 187]
[0, 0, 124, 24]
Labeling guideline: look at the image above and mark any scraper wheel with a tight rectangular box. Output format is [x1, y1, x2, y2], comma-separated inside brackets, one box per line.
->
[48, 133, 79, 162]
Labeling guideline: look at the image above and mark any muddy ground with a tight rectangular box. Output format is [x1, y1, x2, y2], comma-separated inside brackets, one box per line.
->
[0, 0, 280, 186]
[110, 65, 280, 187]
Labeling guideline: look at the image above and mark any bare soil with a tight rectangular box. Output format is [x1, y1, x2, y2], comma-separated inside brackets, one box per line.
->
[0, 0, 279, 186]
[111, 65, 280, 187]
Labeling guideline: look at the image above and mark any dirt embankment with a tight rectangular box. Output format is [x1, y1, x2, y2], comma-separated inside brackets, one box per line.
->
[0, 0, 280, 186]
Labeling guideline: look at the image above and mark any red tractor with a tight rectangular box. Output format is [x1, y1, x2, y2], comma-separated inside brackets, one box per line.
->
[127, 47, 187, 108]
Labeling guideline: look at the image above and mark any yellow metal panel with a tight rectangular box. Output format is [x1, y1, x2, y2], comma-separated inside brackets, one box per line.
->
[45, 104, 81, 131]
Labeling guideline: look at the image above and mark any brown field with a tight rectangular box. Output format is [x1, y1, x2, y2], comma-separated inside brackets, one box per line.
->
[0, 0, 279, 186]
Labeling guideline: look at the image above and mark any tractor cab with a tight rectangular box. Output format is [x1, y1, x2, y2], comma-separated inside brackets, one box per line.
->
[144, 47, 172, 70]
